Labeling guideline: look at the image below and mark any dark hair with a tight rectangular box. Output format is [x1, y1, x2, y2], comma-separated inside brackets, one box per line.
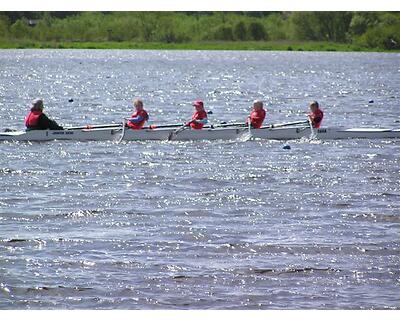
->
[310, 101, 319, 108]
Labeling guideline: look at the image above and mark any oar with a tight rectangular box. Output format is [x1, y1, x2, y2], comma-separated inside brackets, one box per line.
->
[151, 122, 246, 130]
[237, 119, 253, 142]
[168, 123, 188, 141]
[248, 120, 252, 137]
[308, 117, 317, 139]
[117, 118, 127, 143]
[119, 117, 184, 142]
[168, 110, 213, 141]
[66, 123, 122, 130]
[146, 123, 185, 130]
[213, 122, 247, 128]
[261, 120, 309, 129]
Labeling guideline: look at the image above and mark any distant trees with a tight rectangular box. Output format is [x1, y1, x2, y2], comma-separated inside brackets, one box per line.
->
[0, 15, 10, 38]
[248, 22, 267, 40]
[0, 11, 399, 50]
[10, 18, 31, 39]
[234, 21, 247, 40]
[214, 20, 267, 41]
[289, 12, 352, 42]
[290, 12, 318, 40]
[360, 19, 400, 49]
[349, 13, 378, 36]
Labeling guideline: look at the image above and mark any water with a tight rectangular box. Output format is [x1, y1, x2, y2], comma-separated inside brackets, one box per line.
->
[0, 50, 399, 309]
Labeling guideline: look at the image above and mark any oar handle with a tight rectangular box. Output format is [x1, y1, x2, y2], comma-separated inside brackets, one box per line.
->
[274, 120, 309, 127]
[262, 120, 309, 129]
[146, 123, 185, 129]
[212, 122, 247, 128]
[66, 123, 122, 130]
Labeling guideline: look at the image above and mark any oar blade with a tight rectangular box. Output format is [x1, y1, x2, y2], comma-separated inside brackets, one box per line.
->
[237, 122, 253, 142]
[308, 117, 318, 140]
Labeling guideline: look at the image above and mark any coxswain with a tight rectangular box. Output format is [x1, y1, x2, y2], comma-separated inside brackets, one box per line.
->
[126, 98, 149, 130]
[186, 100, 208, 129]
[247, 100, 266, 128]
[308, 101, 324, 128]
[25, 98, 63, 130]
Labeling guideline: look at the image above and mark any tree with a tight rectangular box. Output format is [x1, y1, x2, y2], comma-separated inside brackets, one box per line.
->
[0, 15, 10, 39]
[234, 21, 247, 40]
[137, 12, 156, 41]
[249, 22, 267, 40]
[360, 21, 400, 50]
[264, 13, 288, 40]
[289, 12, 318, 40]
[350, 14, 372, 36]
[290, 12, 352, 42]
[314, 12, 352, 42]
[32, 13, 54, 41]
[10, 19, 31, 39]
[213, 25, 234, 41]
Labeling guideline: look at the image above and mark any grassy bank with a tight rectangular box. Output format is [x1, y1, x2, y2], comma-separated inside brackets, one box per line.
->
[0, 40, 397, 52]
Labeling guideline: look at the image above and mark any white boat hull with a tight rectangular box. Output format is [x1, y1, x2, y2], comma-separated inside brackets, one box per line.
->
[1, 126, 399, 142]
[0, 127, 123, 141]
[255, 127, 400, 140]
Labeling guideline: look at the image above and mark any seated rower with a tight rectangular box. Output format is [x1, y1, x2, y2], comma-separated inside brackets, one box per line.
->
[187, 100, 208, 129]
[126, 98, 149, 130]
[25, 98, 63, 130]
[246, 100, 266, 128]
[308, 101, 324, 128]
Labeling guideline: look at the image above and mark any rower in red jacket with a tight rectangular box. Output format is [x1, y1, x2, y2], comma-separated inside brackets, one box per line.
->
[247, 100, 266, 128]
[308, 101, 324, 128]
[25, 98, 63, 130]
[126, 98, 149, 130]
[187, 100, 208, 129]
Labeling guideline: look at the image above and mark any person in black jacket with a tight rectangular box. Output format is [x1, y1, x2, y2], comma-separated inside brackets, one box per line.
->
[25, 99, 63, 130]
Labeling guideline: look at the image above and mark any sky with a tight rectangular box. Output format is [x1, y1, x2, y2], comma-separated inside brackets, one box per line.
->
[1, 0, 399, 11]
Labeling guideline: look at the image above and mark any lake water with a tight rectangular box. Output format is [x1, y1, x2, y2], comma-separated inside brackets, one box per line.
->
[0, 50, 399, 309]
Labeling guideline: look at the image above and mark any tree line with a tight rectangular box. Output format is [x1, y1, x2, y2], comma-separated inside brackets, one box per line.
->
[0, 12, 399, 50]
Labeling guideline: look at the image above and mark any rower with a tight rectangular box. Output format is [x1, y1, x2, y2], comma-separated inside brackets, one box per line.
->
[187, 100, 208, 129]
[308, 101, 324, 128]
[126, 98, 149, 130]
[247, 100, 266, 128]
[25, 98, 63, 130]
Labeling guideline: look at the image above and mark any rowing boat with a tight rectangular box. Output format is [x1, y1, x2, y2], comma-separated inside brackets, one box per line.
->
[1, 125, 399, 142]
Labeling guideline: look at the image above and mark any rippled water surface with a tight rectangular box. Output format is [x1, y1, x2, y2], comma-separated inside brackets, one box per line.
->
[0, 50, 399, 309]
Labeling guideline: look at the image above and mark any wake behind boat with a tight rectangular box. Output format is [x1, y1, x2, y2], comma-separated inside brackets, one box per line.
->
[1, 124, 399, 142]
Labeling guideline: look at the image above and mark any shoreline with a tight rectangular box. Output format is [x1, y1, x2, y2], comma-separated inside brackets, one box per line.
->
[0, 40, 398, 52]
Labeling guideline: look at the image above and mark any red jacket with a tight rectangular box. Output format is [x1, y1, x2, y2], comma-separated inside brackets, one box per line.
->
[309, 108, 324, 128]
[189, 110, 207, 129]
[127, 109, 149, 130]
[25, 110, 63, 130]
[248, 109, 266, 129]
[25, 110, 42, 128]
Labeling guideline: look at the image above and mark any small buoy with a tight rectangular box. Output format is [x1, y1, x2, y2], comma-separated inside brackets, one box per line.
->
[282, 144, 291, 150]
[368, 100, 374, 103]
[68, 98, 74, 103]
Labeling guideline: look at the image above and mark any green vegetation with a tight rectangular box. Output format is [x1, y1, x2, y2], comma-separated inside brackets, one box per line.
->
[0, 12, 399, 51]
[0, 40, 376, 52]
